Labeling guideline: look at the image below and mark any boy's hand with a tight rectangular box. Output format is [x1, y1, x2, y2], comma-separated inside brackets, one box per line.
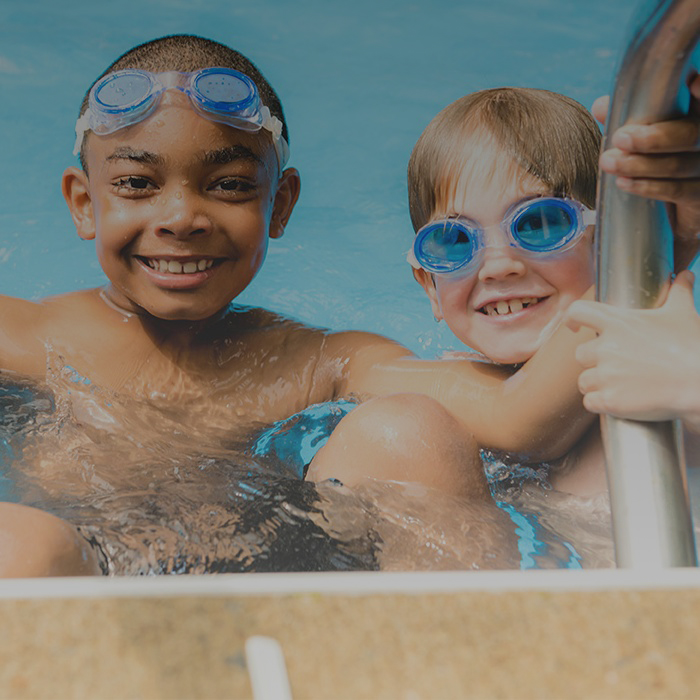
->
[594, 74, 700, 245]
[564, 270, 700, 430]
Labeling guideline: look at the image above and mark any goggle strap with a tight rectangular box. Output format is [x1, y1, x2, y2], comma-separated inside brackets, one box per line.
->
[582, 208, 597, 227]
[73, 113, 91, 156]
[406, 247, 421, 270]
[260, 106, 290, 170]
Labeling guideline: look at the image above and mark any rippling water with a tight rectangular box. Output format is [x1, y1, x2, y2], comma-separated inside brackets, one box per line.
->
[0, 373, 625, 574]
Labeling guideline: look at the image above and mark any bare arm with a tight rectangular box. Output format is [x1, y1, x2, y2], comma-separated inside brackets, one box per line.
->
[325, 308, 596, 462]
[0, 295, 48, 378]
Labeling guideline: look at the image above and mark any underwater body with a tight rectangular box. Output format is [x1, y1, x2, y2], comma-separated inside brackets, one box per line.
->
[0, 367, 615, 574]
[2, 0, 695, 573]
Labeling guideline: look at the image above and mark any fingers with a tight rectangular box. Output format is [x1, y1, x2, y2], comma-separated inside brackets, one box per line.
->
[577, 366, 600, 394]
[675, 269, 695, 286]
[564, 299, 620, 334]
[609, 120, 700, 154]
[599, 144, 700, 204]
[613, 175, 700, 206]
[689, 72, 700, 117]
[599, 119, 700, 207]
[592, 95, 609, 125]
[600, 148, 700, 179]
[576, 367, 610, 416]
[575, 339, 600, 369]
[666, 269, 697, 307]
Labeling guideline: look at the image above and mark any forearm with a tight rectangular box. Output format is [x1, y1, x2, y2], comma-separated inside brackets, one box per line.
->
[440, 323, 596, 460]
[342, 325, 595, 462]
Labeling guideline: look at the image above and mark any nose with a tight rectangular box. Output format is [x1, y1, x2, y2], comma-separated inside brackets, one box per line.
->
[476, 245, 528, 282]
[154, 188, 211, 240]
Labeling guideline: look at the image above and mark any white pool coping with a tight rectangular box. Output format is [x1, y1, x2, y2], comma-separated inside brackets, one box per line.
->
[2, 567, 700, 600]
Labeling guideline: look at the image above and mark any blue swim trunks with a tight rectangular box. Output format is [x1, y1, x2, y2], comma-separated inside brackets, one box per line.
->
[250, 400, 583, 568]
[248, 399, 357, 479]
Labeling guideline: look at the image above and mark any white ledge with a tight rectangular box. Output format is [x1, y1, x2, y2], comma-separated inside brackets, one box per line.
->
[1, 567, 700, 600]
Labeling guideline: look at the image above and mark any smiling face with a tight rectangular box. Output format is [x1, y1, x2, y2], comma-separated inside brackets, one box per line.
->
[414, 151, 595, 365]
[63, 90, 299, 322]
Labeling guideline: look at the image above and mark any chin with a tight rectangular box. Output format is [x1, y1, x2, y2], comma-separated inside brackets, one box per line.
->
[489, 350, 534, 366]
[467, 340, 537, 367]
[146, 303, 224, 323]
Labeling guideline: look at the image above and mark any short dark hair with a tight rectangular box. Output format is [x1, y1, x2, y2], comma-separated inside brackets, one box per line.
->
[408, 87, 601, 231]
[77, 34, 288, 168]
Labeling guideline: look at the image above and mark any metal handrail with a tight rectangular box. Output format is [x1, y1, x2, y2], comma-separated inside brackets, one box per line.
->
[597, 0, 700, 567]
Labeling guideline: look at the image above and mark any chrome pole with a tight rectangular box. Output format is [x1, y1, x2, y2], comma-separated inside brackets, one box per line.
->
[598, 0, 700, 567]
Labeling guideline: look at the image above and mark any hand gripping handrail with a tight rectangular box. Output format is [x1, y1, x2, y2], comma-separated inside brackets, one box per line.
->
[598, 0, 700, 567]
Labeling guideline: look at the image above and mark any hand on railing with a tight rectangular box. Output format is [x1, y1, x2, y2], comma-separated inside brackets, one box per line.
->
[565, 269, 700, 432]
[593, 73, 700, 259]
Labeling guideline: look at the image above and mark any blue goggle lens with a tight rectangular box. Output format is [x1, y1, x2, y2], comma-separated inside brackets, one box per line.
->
[512, 200, 577, 252]
[94, 71, 154, 113]
[412, 198, 590, 275]
[416, 220, 477, 273]
[192, 69, 254, 109]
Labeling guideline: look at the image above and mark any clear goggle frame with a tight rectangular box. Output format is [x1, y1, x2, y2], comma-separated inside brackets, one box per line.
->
[74, 67, 290, 170]
[407, 196, 596, 277]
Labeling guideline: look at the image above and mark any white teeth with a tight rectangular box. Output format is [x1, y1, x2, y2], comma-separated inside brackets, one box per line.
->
[145, 258, 215, 274]
[483, 297, 540, 316]
[509, 299, 523, 313]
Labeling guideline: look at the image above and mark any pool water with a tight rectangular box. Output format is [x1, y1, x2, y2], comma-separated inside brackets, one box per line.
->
[0, 0, 653, 351]
[0, 0, 693, 572]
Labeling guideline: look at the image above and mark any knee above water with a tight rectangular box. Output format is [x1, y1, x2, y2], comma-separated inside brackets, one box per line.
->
[348, 393, 474, 453]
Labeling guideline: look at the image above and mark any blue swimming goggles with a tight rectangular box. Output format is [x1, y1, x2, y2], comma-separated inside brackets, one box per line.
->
[407, 196, 596, 276]
[74, 67, 290, 169]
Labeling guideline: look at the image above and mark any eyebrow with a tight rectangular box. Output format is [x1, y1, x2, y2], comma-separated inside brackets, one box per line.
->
[105, 147, 164, 166]
[202, 145, 264, 166]
[103, 144, 264, 168]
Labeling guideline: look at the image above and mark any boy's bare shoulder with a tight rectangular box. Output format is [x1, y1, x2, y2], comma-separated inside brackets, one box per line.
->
[0, 288, 134, 378]
[216, 307, 412, 396]
[215, 304, 328, 342]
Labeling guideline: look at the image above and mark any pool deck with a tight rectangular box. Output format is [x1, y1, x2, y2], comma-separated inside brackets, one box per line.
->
[2, 569, 700, 699]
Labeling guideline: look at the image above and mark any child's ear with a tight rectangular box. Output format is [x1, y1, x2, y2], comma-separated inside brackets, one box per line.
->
[413, 268, 443, 321]
[62, 167, 96, 241]
[269, 168, 301, 239]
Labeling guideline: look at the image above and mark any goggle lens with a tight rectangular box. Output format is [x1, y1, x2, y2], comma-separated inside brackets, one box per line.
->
[94, 71, 153, 113]
[416, 221, 477, 274]
[411, 198, 593, 276]
[193, 70, 253, 108]
[512, 200, 576, 251]
[76, 68, 289, 168]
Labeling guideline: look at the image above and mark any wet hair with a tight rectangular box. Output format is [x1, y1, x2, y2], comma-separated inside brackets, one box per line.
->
[407, 87, 602, 231]
[77, 34, 288, 169]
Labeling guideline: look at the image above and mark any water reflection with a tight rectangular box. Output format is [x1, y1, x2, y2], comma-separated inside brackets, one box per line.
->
[0, 373, 621, 574]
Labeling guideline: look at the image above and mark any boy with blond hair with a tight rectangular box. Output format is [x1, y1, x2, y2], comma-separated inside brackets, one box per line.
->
[311, 83, 700, 507]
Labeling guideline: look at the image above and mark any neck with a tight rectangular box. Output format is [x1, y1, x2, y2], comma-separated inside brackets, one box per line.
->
[98, 286, 228, 346]
[549, 424, 608, 497]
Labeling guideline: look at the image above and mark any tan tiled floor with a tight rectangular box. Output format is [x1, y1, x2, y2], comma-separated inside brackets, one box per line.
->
[2, 581, 699, 699]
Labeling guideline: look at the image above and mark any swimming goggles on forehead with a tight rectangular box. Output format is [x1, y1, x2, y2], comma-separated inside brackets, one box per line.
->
[407, 196, 596, 277]
[73, 67, 290, 169]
